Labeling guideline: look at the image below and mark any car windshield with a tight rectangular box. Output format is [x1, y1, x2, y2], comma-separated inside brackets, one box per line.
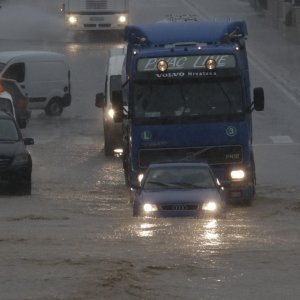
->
[133, 77, 244, 119]
[0, 63, 6, 73]
[0, 118, 19, 141]
[0, 98, 14, 116]
[143, 165, 216, 190]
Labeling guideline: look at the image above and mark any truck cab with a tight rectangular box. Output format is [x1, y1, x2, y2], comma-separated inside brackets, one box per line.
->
[115, 20, 264, 204]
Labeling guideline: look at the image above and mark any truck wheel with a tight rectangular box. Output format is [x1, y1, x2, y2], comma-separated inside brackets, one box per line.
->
[45, 98, 63, 116]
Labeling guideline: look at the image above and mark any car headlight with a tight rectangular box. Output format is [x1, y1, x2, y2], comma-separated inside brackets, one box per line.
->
[143, 203, 158, 213]
[118, 15, 127, 23]
[230, 169, 246, 181]
[202, 201, 218, 212]
[12, 154, 29, 166]
[68, 15, 78, 25]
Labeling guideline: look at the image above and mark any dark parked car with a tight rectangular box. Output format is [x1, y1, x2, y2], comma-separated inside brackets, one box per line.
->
[0, 78, 31, 128]
[0, 111, 34, 194]
[133, 162, 226, 218]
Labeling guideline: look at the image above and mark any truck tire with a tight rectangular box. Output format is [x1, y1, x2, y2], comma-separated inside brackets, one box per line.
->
[45, 98, 63, 116]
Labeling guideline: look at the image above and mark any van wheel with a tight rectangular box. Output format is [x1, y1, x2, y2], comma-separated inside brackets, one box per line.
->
[45, 98, 63, 116]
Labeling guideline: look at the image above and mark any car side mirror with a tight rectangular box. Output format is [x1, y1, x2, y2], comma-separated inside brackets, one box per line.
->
[95, 92, 105, 108]
[253, 87, 264, 111]
[23, 137, 34, 146]
[111, 90, 123, 123]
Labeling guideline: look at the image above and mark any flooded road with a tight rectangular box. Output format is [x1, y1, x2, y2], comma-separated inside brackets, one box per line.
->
[0, 0, 300, 299]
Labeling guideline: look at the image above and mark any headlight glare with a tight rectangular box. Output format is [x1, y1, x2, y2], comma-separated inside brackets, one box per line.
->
[230, 169, 246, 181]
[143, 203, 157, 213]
[108, 108, 114, 119]
[118, 15, 127, 23]
[68, 15, 78, 25]
[202, 201, 218, 212]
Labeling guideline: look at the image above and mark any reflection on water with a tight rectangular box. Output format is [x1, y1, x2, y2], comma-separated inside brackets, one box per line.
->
[67, 43, 81, 54]
[137, 223, 155, 237]
[202, 219, 220, 246]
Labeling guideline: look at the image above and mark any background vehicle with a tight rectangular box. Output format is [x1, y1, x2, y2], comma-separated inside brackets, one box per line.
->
[61, 0, 129, 32]
[113, 20, 265, 205]
[133, 162, 226, 218]
[0, 78, 30, 128]
[0, 51, 71, 116]
[0, 111, 34, 195]
[95, 47, 125, 156]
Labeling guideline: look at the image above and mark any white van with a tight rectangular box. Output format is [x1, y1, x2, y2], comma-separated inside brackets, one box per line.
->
[95, 47, 125, 156]
[0, 51, 71, 116]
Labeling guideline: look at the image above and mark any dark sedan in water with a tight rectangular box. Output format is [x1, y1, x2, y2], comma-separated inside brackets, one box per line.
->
[133, 162, 226, 218]
[0, 111, 34, 194]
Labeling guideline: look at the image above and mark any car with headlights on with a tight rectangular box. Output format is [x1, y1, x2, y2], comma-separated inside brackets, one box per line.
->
[0, 111, 34, 195]
[132, 162, 226, 218]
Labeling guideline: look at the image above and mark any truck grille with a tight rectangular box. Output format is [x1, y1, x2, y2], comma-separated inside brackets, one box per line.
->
[86, 0, 107, 9]
[139, 145, 243, 168]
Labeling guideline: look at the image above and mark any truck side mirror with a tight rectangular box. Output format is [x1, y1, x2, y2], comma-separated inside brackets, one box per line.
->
[111, 90, 123, 123]
[95, 92, 105, 108]
[253, 87, 264, 111]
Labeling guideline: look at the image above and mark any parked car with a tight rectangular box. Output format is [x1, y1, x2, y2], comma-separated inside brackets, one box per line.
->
[0, 51, 71, 116]
[132, 162, 226, 218]
[0, 78, 30, 128]
[0, 111, 34, 195]
[95, 47, 125, 156]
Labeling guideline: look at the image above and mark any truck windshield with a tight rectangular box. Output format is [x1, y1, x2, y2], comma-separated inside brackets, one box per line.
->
[133, 77, 244, 120]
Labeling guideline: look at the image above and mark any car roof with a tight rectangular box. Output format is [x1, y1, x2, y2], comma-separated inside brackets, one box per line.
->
[0, 91, 13, 100]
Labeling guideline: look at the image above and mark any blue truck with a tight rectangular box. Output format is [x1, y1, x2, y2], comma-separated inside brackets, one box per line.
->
[111, 20, 265, 204]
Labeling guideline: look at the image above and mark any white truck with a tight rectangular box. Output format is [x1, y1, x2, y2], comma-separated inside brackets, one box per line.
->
[61, 0, 129, 32]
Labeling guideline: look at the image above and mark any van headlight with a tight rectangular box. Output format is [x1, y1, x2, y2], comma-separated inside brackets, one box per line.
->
[202, 201, 218, 212]
[230, 169, 246, 181]
[143, 203, 158, 213]
[118, 15, 127, 24]
[68, 15, 78, 25]
[108, 108, 115, 119]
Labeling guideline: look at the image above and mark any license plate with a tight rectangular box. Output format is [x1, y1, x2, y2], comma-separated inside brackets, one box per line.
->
[90, 17, 104, 21]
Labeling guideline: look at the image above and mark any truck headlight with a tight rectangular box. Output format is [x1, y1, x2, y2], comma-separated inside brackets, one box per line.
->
[118, 15, 127, 23]
[230, 169, 246, 181]
[143, 203, 157, 213]
[68, 15, 78, 25]
[202, 201, 218, 212]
